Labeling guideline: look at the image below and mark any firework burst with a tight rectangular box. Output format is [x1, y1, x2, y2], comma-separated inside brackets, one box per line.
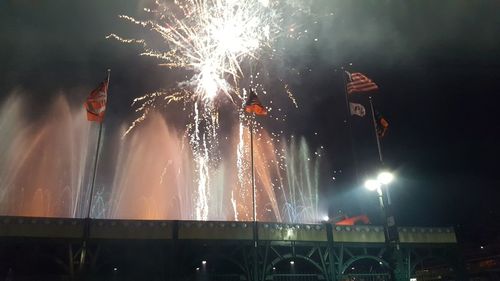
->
[107, 0, 317, 220]
[109, 0, 279, 114]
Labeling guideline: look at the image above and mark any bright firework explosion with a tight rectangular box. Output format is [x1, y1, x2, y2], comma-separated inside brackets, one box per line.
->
[109, 0, 278, 112]
[108, 0, 307, 220]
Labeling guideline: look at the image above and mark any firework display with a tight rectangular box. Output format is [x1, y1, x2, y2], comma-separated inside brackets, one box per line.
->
[0, 0, 325, 223]
[105, 0, 321, 221]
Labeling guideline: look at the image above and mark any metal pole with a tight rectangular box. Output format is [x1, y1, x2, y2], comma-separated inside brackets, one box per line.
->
[80, 120, 102, 271]
[341, 70, 360, 183]
[80, 69, 110, 271]
[86, 122, 103, 220]
[367, 94, 395, 243]
[408, 250, 411, 280]
[367, 96, 393, 211]
[86, 69, 110, 220]
[250, 113, 259, 281]
[377, 186, 392, 243]
[368, 96, 383, 164]
[250, 114, 256, 224]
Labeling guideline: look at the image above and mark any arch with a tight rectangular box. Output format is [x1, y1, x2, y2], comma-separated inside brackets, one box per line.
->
[206, 252, 247, 274]
[188, 250, 250, 281]
[341, 255, 390, 274]
[411, 254, 452, 276]
[12, 252, 70, 275]
[266, 253, 327, 277]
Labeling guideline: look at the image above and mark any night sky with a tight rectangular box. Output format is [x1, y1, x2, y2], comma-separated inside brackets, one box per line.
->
[1, 0, 500, 242]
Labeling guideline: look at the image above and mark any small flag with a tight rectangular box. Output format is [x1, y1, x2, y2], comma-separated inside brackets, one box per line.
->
[346, 71, 379, 94]
[85, 79, 108, 122]
[244, 89, 267, 116]
[375, 111, 389, 138]
[349, 102, 366, 117]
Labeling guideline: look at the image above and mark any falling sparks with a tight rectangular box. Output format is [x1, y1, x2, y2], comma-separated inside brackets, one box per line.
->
[284, 84, 298, 108]
[107, 0, 326, 221]
[108, 0, 287, 219]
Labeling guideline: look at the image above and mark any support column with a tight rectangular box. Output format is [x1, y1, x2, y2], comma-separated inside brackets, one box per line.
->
[67, 244, 74, 281]
[325, 223, 337, 281]
[390, 244, 409, 281]
[253, 222, 259, 281]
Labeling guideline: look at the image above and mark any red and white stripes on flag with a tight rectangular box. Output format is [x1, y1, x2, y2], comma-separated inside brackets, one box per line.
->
[346, 71, 379, 94]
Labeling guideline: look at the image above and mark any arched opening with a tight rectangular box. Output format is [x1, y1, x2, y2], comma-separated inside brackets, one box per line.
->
[2, 251, 69, 279]
[189, 252, 247, 281]
[267, 254, 327, 281]
[340, 256, 391, 281]
[411, 255, 455, 281]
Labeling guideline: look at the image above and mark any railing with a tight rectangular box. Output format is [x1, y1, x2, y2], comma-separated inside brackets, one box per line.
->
[270, 273, 325, 281]
[0, 216, 457, 244]
[339, 273, 390, 281]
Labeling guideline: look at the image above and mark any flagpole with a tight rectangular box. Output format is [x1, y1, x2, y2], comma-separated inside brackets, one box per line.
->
[369, 95, 394, 231]
[250, 112, 260, 281]
[368, 97, 403, 281]
[244, 87, 266, 280]
[368, 96, 383, 164]
[250, 115, 256, 224]
[85, 69, 110, 220]
[341, 70, 360, 185]
[80, 69, 110, 271]
[86, 124, 103, 219]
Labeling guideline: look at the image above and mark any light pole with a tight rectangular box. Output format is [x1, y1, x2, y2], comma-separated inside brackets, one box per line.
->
[364, 171, 397, 242]
[365, 171, 408, 281]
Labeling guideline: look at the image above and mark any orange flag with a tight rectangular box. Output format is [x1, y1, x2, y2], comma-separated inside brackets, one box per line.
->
[375, 111, 389, 138]
[244, 89, 267, 116]
[85, 80, 108, 122]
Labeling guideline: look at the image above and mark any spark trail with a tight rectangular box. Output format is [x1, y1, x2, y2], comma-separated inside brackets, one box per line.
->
[108, 0, 284, 220]
[107, 0, 319, 220]
[109, 0, 278, 113]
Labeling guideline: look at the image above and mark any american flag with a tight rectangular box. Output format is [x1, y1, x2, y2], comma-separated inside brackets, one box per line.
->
[346, 71, 379, 94]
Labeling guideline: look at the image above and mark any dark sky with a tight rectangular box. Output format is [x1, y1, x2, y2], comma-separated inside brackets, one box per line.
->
[1, 0, 500, 239]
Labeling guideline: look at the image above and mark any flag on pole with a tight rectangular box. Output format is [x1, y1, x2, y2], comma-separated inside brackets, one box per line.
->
[346, 71, 379, 94]
[85, 79, 108, 122]
[349, 102, 366, 117]
[375, 111, 389, 138]
[244, 89, 267, 116]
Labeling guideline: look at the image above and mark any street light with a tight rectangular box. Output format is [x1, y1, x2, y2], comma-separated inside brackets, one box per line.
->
[377, 171, 394, 185]
[364, 171, 394, 203]
[364, 171, 398, 243]
[365, 172, 394, 194]
[364, 179, 381, 191]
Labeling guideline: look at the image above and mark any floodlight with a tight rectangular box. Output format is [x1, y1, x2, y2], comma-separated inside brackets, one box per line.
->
[364, 179, 381, 191]
[377, 172, 394, 184]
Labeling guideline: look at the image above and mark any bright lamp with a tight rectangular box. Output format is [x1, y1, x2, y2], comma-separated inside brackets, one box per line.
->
[364, 179, 381, 191]
[377, 172, 394, 185]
